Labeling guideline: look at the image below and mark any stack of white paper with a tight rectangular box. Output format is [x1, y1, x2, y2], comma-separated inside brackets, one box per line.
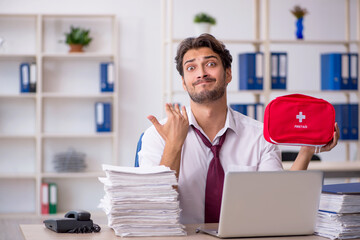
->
[315, 191, 360, 239]
[319, 194, 360, 213]
[98, 164, 186, 237]
[315, 211, 360, 240]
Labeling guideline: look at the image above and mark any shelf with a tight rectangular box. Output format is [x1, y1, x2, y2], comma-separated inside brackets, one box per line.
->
[41, 171, 105, 179]
[0, 93, 37, 99]
[42, 14, 116, 18]
[0, 173, 36, 179]
[42, 133, 114, 139]
[0, 13, 118, 216]
[282, 161, 360, 171]
[0, 134, 36, 139]
[172, 89, 360, 96]
[42, 92, 115, 99]
[268, 39, 358, 45]
[165, 38, 263, 45]
[0, 53, 36, 59]
[165, 39, 359, 46]
[41, 52, 114, 59]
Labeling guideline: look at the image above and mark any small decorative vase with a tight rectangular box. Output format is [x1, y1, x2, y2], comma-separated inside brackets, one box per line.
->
[296, 17, 304, 40]
[69, 44, 84, 53]
[194, 23, 211, 36]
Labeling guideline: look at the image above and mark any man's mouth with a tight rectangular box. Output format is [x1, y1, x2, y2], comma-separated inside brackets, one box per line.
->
[193, 78, 216, 87]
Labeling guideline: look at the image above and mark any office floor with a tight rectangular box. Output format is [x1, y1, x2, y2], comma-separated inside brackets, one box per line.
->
[0, 214, 108, 240]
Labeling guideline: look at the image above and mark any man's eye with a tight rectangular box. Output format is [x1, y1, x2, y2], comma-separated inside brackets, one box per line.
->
[187, 66, 195, 71]
[207, 62, 216, 67]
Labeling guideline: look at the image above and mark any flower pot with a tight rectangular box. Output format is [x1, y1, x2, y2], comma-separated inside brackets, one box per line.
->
[194, 23, 212, 36]
[69, 44, 84, 53]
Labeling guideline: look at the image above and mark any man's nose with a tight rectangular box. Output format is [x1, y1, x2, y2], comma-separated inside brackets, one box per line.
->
[197, 66, 208, 79]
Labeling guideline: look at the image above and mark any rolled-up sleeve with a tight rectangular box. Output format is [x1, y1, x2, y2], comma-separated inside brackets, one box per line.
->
[258, 137, 283, 171]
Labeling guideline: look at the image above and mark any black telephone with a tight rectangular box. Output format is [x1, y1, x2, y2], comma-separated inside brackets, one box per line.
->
[43, 210, 101, 233]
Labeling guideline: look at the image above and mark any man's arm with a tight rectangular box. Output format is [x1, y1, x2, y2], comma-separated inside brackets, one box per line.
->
[147, 104, 189, 177]
[290, 122, 340, 170]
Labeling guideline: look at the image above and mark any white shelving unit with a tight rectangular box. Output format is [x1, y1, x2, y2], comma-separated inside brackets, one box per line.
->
[161, 0, 360, 174]
[0, 14, 118, 215]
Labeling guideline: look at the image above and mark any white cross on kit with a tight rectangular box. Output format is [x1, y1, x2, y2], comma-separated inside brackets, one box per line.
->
[296, 112, 306, 123]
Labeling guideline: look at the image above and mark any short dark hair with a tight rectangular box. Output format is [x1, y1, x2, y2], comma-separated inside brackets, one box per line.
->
[175, 34, 232, 77]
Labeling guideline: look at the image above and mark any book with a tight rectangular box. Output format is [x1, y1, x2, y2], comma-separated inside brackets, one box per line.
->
[100, 62, 114, 92]
[333, 104, 358, 140]
[349, 53, 358, 90]
[239, 52, 263, 90]
[350, 104, 359, 140]
[49, 183, 57, 214]
[95, 102, 112, 132]
[29, 62, 36, 93]
[41, 183, 49, 214]
[20, 62, 30, 93]
[321, 53, 358, 90]
[271, 52, 287, 89]
[230, 103, 264, 121]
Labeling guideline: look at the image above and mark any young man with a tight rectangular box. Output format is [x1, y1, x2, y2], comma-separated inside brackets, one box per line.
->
[138, 34, 339, 224]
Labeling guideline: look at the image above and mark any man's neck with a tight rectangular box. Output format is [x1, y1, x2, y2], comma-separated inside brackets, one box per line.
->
[190, 97, 228, 142]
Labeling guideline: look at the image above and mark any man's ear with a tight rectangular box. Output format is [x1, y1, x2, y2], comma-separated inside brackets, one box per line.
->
[225, 68, 232, 84]
[182, 76, 187, 91]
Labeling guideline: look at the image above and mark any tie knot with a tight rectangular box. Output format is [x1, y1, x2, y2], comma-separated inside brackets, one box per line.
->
[210, 145, 221, 158]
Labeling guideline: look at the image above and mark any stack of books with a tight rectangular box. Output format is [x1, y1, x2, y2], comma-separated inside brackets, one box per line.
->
[98, 164, 185, 237]
[315, 182, 360, 239]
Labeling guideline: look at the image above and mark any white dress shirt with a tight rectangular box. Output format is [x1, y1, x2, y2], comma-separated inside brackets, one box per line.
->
[138, 106, 283, 224]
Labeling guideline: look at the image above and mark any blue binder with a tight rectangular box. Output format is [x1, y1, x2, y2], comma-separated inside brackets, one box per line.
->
[321, 53, 356, 90]
[100, 62, 114, 92]
[350, 104, 358, 140]
[230, 103, 263, 121]
[340, 104, 350, 140]
[95, 102, 112, 132]
[333, 104, 342, 138]
[333, 104, 350, 140]
[271, 52, 287, 89]
[239, 52, 263, 90]
[230, 104, 248, 115]
[29, 62, 36, 93]
[349, 53, 358, 90]
[20, 62, 30, 93]
[322, 182, 360, 195]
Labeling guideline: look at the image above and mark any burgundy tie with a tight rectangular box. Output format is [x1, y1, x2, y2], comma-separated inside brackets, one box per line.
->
[192, 126, 227, 223]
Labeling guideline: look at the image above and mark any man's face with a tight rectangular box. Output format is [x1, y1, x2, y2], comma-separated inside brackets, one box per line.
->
[182, 47, 232, 104]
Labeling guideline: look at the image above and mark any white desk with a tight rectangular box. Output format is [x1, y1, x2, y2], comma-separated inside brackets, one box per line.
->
[20, 224, 335, 240]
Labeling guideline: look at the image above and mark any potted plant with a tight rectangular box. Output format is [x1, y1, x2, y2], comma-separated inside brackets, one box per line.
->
[193, 12, 216, 36]
[290, 5, 308, 39]
[64, 26, 92, 53]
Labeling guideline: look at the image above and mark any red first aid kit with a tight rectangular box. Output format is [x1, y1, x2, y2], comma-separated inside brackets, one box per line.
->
[263, 94, 335, 147]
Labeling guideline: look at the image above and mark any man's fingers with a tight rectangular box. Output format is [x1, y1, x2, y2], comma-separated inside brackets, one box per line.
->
[181, 106, 189, 122]
[174, 103, 181, 113]
[321, 122, 340, 152]
[147, 115, 161, 130]
[165, 103, 174, 116]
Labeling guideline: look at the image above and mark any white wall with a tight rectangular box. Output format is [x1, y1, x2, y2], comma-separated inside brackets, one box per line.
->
[0, 0, 357, 166]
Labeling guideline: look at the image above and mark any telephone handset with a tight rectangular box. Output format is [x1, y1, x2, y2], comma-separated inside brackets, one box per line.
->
[43, 210, 101, 233]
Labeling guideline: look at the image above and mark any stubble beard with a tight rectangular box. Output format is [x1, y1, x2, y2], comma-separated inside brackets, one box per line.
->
[185, 72, 227, 104]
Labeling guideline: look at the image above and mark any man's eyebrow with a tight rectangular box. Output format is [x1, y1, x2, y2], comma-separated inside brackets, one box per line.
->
[183, 55, 219, 66]
[183, 58, 195, 66]
[204, 55, 218, 60]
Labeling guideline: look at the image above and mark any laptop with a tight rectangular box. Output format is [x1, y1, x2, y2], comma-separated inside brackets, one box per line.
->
[196, 171, 323, 238]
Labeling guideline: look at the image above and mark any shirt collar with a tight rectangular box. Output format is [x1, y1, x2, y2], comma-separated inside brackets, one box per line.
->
[188, 106, 238, 141]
